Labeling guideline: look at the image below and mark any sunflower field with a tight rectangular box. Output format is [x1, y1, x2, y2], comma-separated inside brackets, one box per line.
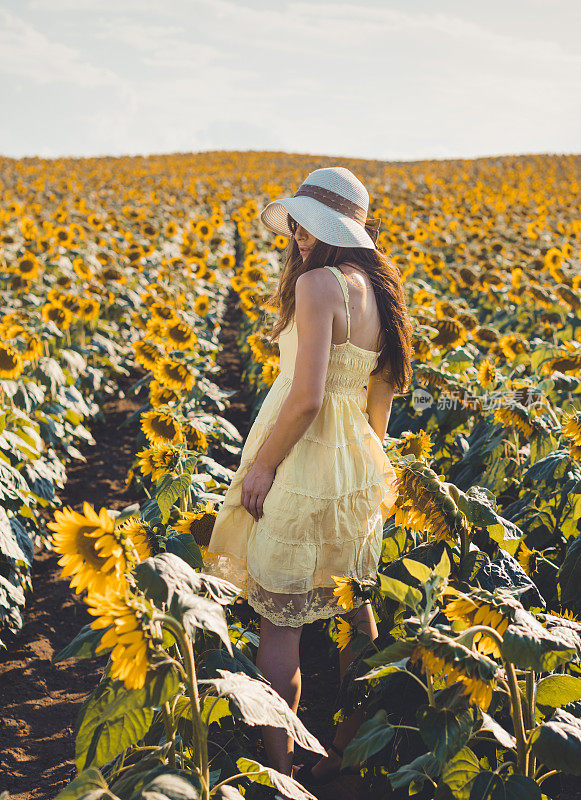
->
[1, 151, 581, 800]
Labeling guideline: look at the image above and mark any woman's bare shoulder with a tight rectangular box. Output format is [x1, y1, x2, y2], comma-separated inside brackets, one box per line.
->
[294, 267, 340, 311]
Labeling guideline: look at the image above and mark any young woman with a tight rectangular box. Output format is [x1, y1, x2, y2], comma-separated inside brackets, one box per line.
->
[204, 167, 413, 793]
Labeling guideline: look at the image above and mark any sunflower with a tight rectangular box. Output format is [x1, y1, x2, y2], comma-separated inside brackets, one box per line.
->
[149, 379, 180, 407]
[181, 422, 209, 452]
[100, 266, 126, 284]
[41, 303, 73, 331]
[242, 265, 267, 286]
[477, 359, 496, 388]
[247, 333, 277, 362]
[115, 517, 153, 562]
[53, 225, 73, 247]
[153, 357, 195, 394]
[332, 576, 358, 611]
[546, 608, 579, 623]
[218, 253, 235, 269]
[166, 321, 197, 350]
[411, 332, 433, 365]
[274, 235, 289, 249]
[48, 502, 134, 596]
[72, 258, 93, 281]
[78, 296, 100, 321]
[443, 588, 519, 658]
[61, 294, 82, 315]
[473, 326, 500, 346]
[430, 318, 467, 349]
[21, 335, 43, 362]
[19, 217, 38, 240]
[498, 334, 528, 362]
[546, 352, 581, 376]
[55, 275, 73, 290]
[141, 408, 182, 446]
[86, 213, 104, 230]
[561, 410, 581, 460]
[544, 246, 562, 270]
[87, 588, 156, 690]
[526, 221, 540, 240]
[174, 503, 217, 548]
[0, 343, 24, 380]
[1, 319, 25, 339]
[262, 358, 280, 385]
[195, 220, 214, 241]
[411, 629, 498, 710]
[517, 541, 539, 576]
[193, 294, 210, 316]
[555, 285, 581, 311]
[393, 461, 466, 543]
[396, 431, 433, 460]
[133, 340, 164, 371]
[150, 302, 179, 325]
[137, 443, 181, 481]
[335, 617, 356, 652]
[14, 251, 41, 281]
[126, 243, 144, 264]
[494, 405, 534, 438]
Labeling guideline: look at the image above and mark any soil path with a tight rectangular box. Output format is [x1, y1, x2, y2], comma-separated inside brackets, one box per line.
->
[0, 291, 353, 800]
[0, 371, 147, 800]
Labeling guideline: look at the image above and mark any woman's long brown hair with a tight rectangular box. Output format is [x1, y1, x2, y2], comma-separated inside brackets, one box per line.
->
[263, 214, 413, 393]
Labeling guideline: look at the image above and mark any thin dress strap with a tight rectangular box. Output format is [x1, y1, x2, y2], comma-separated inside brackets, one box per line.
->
[324, 265, 351, 342]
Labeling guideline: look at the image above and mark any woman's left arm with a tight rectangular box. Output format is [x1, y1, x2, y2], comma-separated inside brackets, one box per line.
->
[240, 269, 334, 521]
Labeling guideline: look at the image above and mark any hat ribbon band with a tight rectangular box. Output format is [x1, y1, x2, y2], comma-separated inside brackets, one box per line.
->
[293, 183, 367, 225]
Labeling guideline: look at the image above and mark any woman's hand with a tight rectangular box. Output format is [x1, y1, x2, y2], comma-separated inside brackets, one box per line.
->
[240, 461, 276, 521]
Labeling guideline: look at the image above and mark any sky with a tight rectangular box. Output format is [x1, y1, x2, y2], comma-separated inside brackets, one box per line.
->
[0, 0, 579, 162]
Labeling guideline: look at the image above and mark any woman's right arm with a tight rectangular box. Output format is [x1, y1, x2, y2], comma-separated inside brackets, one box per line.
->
[365, 370, 395, 443]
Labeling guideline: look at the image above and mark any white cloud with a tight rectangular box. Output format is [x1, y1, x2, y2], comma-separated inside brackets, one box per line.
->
[0, 9, 120, 87]
[95, 19, 233, 72]
[194, 0, 581, 65]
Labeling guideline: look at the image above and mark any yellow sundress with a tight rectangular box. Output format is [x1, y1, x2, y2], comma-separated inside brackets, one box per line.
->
[203, 265, 398, 627]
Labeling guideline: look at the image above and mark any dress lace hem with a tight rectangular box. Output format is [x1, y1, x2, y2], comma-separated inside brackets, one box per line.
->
[202, 550, 372, 627]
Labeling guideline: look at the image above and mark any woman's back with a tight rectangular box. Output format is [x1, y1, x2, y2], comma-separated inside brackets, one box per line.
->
[327, 262, 383, 354]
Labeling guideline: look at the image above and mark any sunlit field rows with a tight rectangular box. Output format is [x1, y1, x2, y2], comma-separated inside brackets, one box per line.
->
[1, 150, 581, 798]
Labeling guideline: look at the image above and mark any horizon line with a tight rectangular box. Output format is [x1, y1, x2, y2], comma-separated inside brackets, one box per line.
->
[1, 146, 580, 167]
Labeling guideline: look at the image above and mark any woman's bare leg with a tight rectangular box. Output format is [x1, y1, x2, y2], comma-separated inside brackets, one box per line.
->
[256, 615, 303, 775]
[309, 601, 378, 780]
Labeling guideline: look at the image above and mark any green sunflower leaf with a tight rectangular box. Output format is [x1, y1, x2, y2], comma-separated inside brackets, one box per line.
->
[536, 675, 581, 708]
[440, 745, 481, 800]
[500, 607, 580, 671]
[341, 709, 395, 768]
[530, 708, 581, 774]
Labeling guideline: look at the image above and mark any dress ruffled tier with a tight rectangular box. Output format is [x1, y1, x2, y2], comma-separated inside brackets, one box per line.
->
[204, 267, 398, 627]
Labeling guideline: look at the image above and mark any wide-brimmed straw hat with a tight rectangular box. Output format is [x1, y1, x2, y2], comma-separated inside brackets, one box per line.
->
[259, 166, 380, 250]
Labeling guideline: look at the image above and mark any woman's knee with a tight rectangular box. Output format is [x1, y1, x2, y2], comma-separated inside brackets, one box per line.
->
[259, 615, 303, 645]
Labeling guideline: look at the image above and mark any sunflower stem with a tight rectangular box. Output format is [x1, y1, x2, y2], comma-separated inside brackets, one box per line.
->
[525, 670, 537, 778]
[403, 669, 429, 695]
[158, 614, 209, 799]
[505, 660, 527, 775]
[162, 702, 176, 768]
[537, 769, 560, 785]
[459, 525, 470, 576]
[426, 670, 435, 706]
[513, 430, 521, 469]
[211, 772, 276, 795]
[455, 624, 504, 648]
